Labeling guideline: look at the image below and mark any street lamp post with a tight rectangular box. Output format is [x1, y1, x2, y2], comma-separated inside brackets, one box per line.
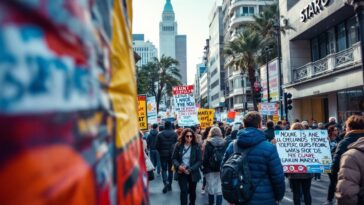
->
[273, 20, 284, 120]
[265, 47, 272, 103]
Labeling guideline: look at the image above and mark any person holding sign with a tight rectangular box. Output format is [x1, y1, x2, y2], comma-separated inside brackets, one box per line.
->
[287, 123, 314, 205]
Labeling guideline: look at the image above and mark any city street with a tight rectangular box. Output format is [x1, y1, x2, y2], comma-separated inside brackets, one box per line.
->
[149, 172, 330, 205]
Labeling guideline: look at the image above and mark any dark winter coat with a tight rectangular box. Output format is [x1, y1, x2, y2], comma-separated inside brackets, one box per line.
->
[331, 130, 364, 177]
[222, 127, 286, 205]
[336, 137, 364, 205]
[172, 143, 202, 182]
[203, 137, 226, 174]
[156, 129, 178, 160]
[264, 128, 275, 142]
[147, 129, 159, 150]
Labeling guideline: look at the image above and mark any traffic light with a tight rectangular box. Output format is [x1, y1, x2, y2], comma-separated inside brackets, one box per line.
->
[284, 92, 293, 112]
[254, 86, 263, 103]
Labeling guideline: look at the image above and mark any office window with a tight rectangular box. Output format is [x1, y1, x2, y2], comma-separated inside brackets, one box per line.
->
[336, 22, 347, 52]
[347, 16, 359, 47]
[319, 33, 328, 58]
[311, 38, 319, 61]
[327, 28, 336, 54]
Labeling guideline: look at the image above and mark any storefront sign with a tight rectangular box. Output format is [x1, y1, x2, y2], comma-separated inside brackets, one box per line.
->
[300, 0, 330, 22]
[275, 130, 332, 173]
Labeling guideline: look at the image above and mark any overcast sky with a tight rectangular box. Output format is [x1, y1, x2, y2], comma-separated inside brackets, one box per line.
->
[133, 0, 222, 84]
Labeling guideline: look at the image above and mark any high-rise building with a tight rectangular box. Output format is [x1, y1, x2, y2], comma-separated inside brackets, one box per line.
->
[208, 3, 225, 111]
[132, 34, 158, 67]
[194, 63, 207, 106]
[279, 0, 364, 123]
[159, 0, 187, 84]
[222, 0, 276, 112]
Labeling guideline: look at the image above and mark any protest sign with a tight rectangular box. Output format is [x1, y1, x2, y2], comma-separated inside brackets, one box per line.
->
[227, 111, 236, 123]
[259, 102, 279, 116]
[198, 109, 215, 129]
[275, 130, 332, 173]
[147, 96, 157, 124]
[173, 85, 198, 126]
[137, 95, 147, 130]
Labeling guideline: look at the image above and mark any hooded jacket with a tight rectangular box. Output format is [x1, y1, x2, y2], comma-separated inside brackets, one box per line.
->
[222, 127, 285, 205]
[203, 136, 226, 173]
[147, 129, 159, 150]
[336, 136, 364, 205]
[156, 129, 178, 160]
[332, 130, 364, 176]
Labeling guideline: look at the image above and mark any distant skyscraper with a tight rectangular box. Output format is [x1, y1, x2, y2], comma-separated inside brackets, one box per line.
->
[159, 0, 187, 85]
[132, 34, 158, 67]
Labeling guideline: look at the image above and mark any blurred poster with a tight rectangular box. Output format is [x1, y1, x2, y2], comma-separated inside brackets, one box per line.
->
[147, 96, 158, 125]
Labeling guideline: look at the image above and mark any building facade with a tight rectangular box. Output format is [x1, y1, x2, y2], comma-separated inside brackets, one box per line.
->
[279, 0, 364, 123]
[208, 4, 226, 111]
[222, 0, 276, 112]
[132, 34, 158, 67]
[176, 35, 187, 84]
[159, 0, 187, 84]
[194, 63, 207, 106]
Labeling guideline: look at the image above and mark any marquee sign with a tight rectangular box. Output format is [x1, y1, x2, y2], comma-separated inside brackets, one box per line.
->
[300, 0, 330, 22]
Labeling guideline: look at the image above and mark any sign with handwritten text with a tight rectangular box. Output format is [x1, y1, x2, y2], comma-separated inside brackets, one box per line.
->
[275, 130, 332, 173]
[198, 109, 215, 129]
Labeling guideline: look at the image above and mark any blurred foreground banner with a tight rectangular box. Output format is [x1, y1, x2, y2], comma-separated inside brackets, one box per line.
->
[0, 1, 148, 205]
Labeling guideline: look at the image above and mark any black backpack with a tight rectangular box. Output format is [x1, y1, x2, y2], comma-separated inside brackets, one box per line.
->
[208, 142, 226, 171]
[221, 140, 261, 204]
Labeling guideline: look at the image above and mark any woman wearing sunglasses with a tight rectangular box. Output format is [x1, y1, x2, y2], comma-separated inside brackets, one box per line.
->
[172, 128, 202, 205]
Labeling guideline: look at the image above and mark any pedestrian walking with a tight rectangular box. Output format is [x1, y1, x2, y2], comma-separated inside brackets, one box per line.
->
[323, 125, 340, 205]
[172, 128, 202, 205]
[147, 123, 160, 175]
[336, 137, 364, 205]
[156, 121, 178, 193]
[203, 127, 226, 205]
[331, 115, 364, 186]
[221, 111, 285, 205]
[201, 126, 212, 195]
[264, 120, 275, 142]
[287, 122, 313, 205]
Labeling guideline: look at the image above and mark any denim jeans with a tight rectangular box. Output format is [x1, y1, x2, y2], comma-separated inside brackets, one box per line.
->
[149, 150, 160, 173]
[178, 174, 197, 205]
[291, 178, 312, 205]
[160, 159, 173, 186]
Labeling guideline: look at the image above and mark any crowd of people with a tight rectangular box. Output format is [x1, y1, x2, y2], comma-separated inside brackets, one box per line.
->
[140, 112, 364, 205]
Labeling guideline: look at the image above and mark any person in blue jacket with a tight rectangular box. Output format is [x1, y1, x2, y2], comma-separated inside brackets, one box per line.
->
[222, 111, 285, 205]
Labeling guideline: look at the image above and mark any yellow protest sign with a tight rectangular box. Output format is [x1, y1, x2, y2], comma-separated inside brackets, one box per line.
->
[138, 95, 148, 130]
[198, 109, 215, 129]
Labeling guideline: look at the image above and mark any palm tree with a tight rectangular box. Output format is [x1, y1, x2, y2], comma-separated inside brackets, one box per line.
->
[137, 55, 181, 113]
[250, 3, 294, 63]
[224, 28, 261, 110]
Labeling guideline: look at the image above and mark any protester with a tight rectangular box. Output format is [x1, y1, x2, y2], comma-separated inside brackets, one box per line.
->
[172, 128, 202, 205]
[224, 123, 239, 146]
[301, 121, 310, 129]
[147, 123, 160, 175]
[331, 115, 364, 187]
[288, 122, 313, 205]
[222, 111, 285, 205]
[336, 137, 364, 205]
[156, 121, 178, 193]
[264, 120, 275, 142]
[203, 127, 226, 205]
[218, 122, 226, 137]
[191, 126, 203, 146]
[322, 125, 340, 205]
[311, 120, 318, 129]
[325, 117, 337, 129]
[274, 121, 283, 130]
[224, 126, 232, 139]
[201, 126, 212, 194]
